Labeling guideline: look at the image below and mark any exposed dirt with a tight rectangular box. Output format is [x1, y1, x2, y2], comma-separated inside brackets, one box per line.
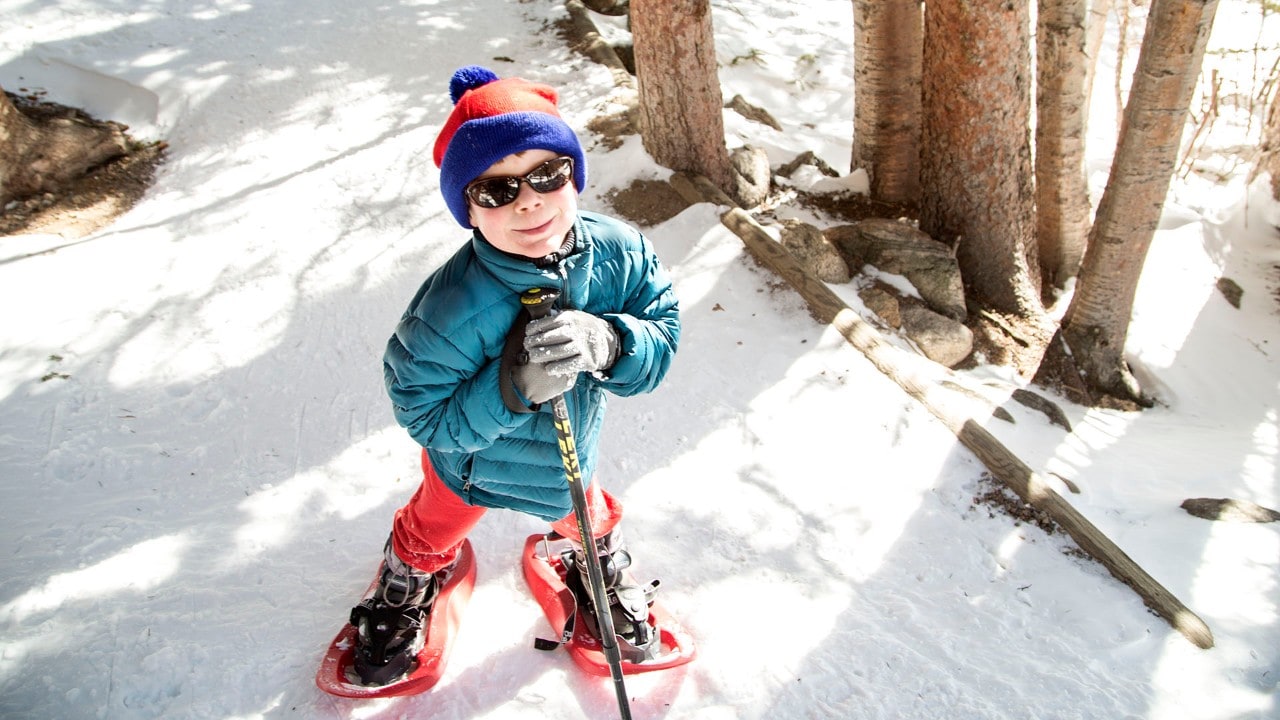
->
[0, 91, 166, 239]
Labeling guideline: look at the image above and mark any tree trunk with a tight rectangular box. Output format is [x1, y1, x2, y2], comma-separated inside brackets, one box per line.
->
[919, 1, 1043, 319]
[1036, 0, 1093, 300]
[1260, 66, 1280, 202]
[1083, 0, 1114, 119]
[0, 87, 129, 205]
[851, 0, 922, 205]
[1057, 0, 1219, 404]
[630, 0, 733, 194]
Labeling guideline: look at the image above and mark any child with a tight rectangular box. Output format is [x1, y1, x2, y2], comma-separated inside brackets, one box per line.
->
[347, 66, 681, 686]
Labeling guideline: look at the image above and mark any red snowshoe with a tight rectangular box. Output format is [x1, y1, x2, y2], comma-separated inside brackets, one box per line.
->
[521, 532, 695, 676]
[316, 539, 476, 698]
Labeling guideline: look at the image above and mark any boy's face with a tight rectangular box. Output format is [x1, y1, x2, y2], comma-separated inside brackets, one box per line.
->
[467, 149, 578, 259]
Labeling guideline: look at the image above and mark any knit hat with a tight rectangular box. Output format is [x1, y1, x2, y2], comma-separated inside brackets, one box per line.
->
[433, 66, 587, 228]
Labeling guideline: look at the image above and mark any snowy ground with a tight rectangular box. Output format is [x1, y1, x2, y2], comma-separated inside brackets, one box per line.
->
[2, 1, 1278, 718]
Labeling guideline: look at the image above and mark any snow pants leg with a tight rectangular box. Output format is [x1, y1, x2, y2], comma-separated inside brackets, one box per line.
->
[390, 449, 623, 574]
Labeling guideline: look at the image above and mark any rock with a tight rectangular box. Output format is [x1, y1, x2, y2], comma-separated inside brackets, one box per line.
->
[1181, 498, 1280, 523]
[725, 94, 783, 132]
[777, 150, 840, 180]
[826, 218, 967, 321]
[580, 0, 630, 15]
[858, 285, 901, 328]
[729, 144, 771, 209]
[900, 304, 973, 367]
[1007, 388, 1072, 431]
[1216, 277, 1242, 309]
[779, 219, 850, 283]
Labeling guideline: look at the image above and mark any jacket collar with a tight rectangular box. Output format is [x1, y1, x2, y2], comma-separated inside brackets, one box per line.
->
[470, 214, 595, 307]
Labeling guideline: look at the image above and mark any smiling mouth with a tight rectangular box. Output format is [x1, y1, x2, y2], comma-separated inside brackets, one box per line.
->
[518, 218, 554, 235]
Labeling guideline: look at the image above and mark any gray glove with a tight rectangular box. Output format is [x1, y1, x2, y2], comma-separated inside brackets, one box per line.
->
[511, 358, 577, 406]
[523, 310, 620, 377]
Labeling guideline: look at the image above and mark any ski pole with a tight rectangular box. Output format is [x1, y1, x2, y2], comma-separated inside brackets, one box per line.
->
[521, 287, 632, 720]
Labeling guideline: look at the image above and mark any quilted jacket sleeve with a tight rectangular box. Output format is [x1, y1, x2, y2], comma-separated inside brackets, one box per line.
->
[383, 307, 531, 453]
[597, 231, 681, 397]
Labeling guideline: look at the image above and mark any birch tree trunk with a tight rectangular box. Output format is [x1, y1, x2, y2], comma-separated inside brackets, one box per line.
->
[919, 0, 1043, 318]
[1260, 71, 1280, 202]
[630, 0, 733, 193]
[851, 0, 922, 205]
[1057, 0, 1219, 404]
[1036, 0, 1093, 299]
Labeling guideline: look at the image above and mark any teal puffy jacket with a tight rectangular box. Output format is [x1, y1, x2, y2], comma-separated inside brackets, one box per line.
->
[383, 211, 681, 521]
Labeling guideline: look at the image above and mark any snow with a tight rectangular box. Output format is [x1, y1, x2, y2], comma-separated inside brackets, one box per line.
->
[1, 1, 1278, 718]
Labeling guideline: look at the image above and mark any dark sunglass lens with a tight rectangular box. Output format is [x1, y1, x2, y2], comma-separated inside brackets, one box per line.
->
[527, 158, 573, 192]
[467, 178, 520, 208]
[466, 157, 573, 208]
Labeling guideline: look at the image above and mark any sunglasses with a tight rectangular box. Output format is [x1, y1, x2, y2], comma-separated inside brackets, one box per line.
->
[464, 156, 575, 209]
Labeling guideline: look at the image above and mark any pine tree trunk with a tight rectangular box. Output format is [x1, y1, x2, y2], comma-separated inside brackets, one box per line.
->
[851, 0, 922, 205]
[630, 0, 733, 193]
[1059, 0, 1219, 404]
[919, 0, 1042, 318]
[1036, 0, 1093, 299]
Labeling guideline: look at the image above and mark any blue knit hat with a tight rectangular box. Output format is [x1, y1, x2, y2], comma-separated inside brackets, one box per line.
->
[433, 66, 587, 228]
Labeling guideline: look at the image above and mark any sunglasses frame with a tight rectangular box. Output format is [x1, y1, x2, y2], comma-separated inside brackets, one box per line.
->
[464, 156, 575, 209]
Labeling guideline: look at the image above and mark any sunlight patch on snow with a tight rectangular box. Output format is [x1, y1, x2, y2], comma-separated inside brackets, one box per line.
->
[347, 698, 399, 718]
[1128, 222, 1218, 370]
[660, 216, 750, 309]
[1052, 408, 1135, 475]
[0, 351, 46, 404]
[1146, 639, 1277, 720]
[1191, 523, 1279, 625]
[0, 533, 189, 623]
[187, 1, 252, 21]
[108, 275, 293, 387]
[695, 571, 848, 691]
[222, 691, 285, 720]
[225, 429, 409, 568]
[0, 615, 77, 684]
[1243, 410, 1278, 504]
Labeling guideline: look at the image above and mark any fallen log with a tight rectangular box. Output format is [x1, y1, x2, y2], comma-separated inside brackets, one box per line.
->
[713, 201, 1213, 650]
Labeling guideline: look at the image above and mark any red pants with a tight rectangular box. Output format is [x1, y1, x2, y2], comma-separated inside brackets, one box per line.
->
[390, 450, 623, 573]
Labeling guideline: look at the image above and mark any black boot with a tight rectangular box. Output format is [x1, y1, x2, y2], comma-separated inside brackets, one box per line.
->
[349, 542, 453, 686]
[561, 529, 662, 663]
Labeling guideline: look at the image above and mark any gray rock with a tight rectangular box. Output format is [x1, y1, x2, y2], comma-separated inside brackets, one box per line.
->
[779, 219, 851, 283]
[730, 145, 771, 209]
[900, 304, 973, 367]
[826, 219, 967, 321]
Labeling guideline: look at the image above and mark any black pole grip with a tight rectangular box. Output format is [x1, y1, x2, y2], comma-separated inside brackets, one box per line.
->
[521, 287, 559, 320]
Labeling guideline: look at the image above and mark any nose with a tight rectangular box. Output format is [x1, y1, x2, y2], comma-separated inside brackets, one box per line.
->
[511, 180, 543, 210]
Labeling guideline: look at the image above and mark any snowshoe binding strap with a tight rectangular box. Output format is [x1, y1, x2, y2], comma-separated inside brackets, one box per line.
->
[559, 543, 664, 664]
[349, 562, 449, 686]
[349, 600, 425, 685]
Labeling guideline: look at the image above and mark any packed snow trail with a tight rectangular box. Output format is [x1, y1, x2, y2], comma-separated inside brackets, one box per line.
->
[1, 1, 1278, 719]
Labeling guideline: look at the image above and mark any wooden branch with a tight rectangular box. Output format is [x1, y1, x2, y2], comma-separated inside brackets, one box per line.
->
[719, 205, 1214, 649]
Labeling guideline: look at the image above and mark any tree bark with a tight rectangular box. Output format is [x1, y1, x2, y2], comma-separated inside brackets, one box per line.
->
[1058, 0, 1219, 404]
[0, 88, 129, 205]
[1036, 0, 1093, 299]
[1260, 66, 1280, 202]
[851, 0, 922, 205]
[630, 0, 733, 194]
[919, 1, 1043, 319]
